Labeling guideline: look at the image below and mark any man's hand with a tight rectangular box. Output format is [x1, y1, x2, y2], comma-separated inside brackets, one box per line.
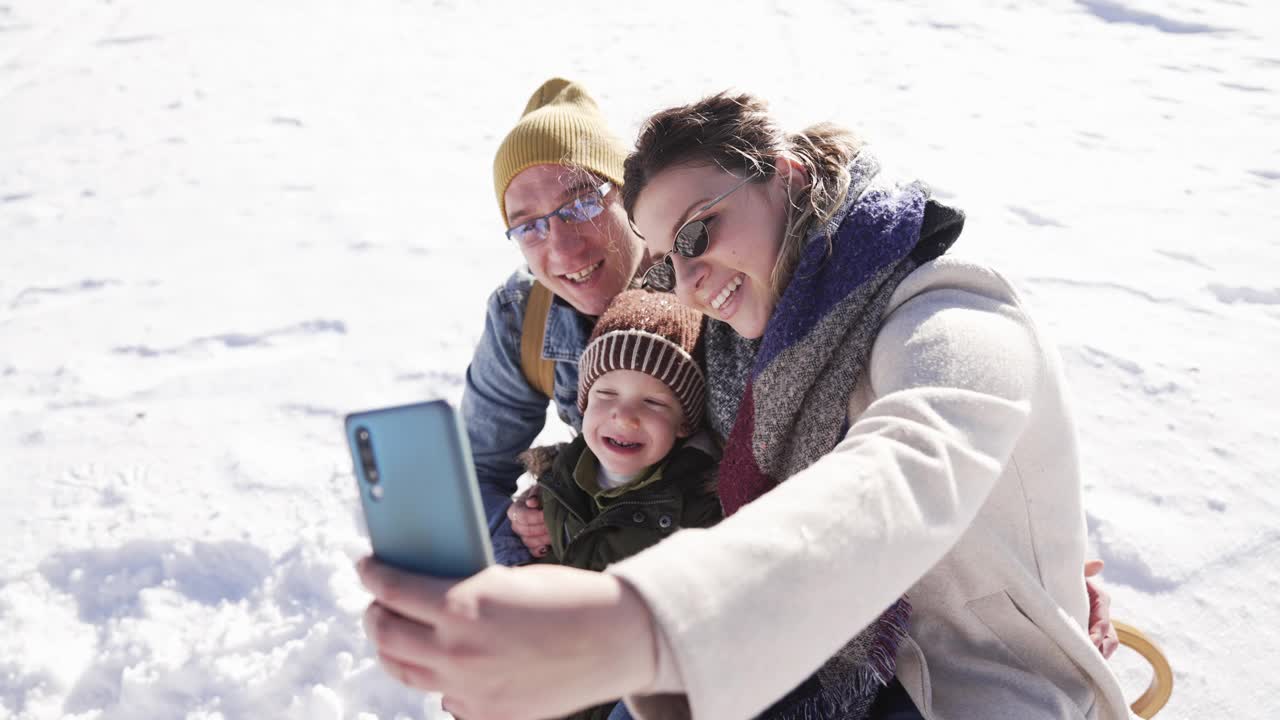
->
[1085, 560, 1119, 658]
[357, 558, 656, 720]
[508, 486, 552, 558]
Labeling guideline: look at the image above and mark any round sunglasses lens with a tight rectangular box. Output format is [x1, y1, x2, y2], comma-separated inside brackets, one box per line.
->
[643, 261, 675, 291]
[675, 220, 709, 257]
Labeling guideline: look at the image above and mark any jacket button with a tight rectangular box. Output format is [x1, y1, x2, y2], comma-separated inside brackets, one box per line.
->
[658, 515, 673, 529]
[632, 511, 646, 524]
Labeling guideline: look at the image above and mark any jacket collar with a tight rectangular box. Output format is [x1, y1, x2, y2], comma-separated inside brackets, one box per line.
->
[573, 447, 666, 510]
[540, 292, 595, 363]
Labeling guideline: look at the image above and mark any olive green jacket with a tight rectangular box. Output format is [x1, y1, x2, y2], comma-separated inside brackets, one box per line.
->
[525, 434, 722, 573]
[519, 435, 722, 720]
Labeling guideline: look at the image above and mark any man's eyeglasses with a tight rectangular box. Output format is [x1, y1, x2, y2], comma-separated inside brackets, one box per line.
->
[641, 173, 757, 292]
[505, 180, 613, 247]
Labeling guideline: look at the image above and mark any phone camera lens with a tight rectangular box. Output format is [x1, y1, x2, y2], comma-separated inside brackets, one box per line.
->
[354, 426, 379, 484]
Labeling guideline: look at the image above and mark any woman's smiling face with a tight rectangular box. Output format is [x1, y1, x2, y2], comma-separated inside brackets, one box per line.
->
[631, 163, 790, 339]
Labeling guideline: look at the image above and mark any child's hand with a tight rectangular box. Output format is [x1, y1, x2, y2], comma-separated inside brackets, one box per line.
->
[508, 485, 552, 558]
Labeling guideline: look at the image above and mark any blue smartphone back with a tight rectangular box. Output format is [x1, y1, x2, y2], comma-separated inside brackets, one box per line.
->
[344, 400, 494, 577]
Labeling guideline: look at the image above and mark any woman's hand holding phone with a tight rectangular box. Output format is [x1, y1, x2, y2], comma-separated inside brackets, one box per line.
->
[357, 557, 656, 720]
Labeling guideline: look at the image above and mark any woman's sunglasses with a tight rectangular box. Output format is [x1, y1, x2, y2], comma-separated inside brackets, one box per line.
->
[640, 173, 757, 292]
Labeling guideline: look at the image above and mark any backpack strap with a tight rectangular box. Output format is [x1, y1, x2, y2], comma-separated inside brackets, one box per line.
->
[520, 280, 557, 399]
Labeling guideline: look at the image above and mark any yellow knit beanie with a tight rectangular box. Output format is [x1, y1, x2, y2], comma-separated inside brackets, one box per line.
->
[493, 78, 629, 223]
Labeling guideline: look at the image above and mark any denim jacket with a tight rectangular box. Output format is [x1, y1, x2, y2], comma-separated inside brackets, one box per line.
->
[461, 267, 594, 566]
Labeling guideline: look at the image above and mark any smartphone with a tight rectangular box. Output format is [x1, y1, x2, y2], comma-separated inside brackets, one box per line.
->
[344, 400, 494, 577]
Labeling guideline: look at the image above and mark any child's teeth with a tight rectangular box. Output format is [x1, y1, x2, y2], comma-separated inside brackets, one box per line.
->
[711, 275, 743, 310]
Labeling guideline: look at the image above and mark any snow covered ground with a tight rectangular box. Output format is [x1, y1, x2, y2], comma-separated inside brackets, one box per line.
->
[2, 0, 1277, 718]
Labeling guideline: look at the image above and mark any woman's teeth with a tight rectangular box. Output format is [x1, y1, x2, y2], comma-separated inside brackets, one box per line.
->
[710, 274, 744, 310]
[565, 261, 603, 283]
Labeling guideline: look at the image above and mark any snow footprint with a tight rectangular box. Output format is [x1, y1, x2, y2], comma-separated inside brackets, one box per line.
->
[1205, 284, 1280, 307]
[112, 318, 347, 358]
[8, 278, 121, 310]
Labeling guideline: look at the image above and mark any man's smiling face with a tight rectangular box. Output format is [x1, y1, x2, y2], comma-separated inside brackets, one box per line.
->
[503, 164, 643, 317]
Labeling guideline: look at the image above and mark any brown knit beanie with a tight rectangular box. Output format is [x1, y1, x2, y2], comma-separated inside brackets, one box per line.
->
[577, 290, 706, 430]
[492, 78, 629, 222]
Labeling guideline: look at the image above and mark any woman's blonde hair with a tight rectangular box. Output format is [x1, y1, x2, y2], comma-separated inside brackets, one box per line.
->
[621, 92, 863, 294]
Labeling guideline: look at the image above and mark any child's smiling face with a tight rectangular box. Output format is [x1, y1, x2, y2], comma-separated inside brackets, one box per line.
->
[582, 369, 688, 478]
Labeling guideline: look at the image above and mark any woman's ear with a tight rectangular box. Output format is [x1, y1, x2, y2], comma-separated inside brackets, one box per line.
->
[773, 153, 810, 193]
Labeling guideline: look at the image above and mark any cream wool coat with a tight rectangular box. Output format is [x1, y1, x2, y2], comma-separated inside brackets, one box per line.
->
[606, 257, 1134, 720]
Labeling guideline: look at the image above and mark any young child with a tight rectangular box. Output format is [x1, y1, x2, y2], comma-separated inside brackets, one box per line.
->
[520, 289, 722, 575]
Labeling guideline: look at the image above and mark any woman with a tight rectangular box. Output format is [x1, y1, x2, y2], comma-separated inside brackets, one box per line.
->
[613, 92, 1132, 719]
[357, 92, 1129, 720]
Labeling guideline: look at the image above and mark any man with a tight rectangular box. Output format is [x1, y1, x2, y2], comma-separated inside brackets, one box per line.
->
[464, 77, 644, 566]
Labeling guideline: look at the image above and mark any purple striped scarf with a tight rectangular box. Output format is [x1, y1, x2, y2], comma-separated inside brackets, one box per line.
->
[715, 153, 954, 719]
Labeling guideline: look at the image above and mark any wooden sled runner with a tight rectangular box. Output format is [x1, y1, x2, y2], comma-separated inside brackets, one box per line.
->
[1114, 621, 1173, 718]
